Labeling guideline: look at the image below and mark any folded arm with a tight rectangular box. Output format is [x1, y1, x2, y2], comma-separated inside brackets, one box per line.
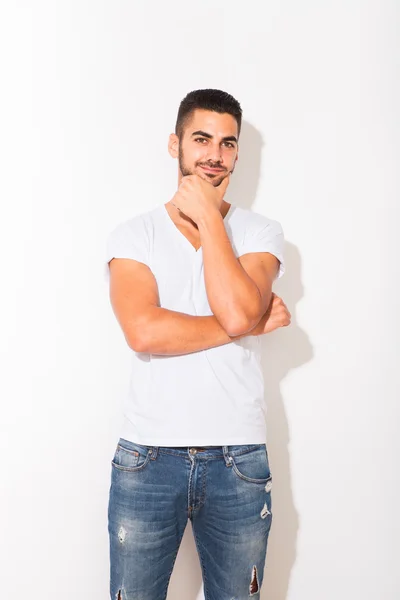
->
[197, 209, 281, 336]
[107, 258, 255, 356]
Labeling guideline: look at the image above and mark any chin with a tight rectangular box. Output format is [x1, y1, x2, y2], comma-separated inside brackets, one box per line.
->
[197, 170, 225, 186]
[214, 174, 229, 187]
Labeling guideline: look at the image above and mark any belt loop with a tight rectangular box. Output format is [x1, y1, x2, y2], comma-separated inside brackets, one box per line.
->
[150, 446, 159, 460]
[222, 445, 232, 466]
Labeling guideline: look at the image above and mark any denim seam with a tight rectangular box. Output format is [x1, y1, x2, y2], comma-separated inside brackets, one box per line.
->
[159, 445, 264, 459]
[116, 443, 139, 456]
[200, 459, 208, 507]
[230, 458, 273, 484]
[110, 451, 152, 472]
[192, 526, 210, 600]
[160, 529, 187, 600]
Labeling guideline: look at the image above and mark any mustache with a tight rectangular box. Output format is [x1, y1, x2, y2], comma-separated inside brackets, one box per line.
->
[197, 162, 226, 170]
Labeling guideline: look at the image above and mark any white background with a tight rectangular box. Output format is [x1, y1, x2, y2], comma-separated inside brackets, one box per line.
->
[1, 1, 399, 599]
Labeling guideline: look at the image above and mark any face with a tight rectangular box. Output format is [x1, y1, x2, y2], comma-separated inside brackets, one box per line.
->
[170, 109, 239, 187]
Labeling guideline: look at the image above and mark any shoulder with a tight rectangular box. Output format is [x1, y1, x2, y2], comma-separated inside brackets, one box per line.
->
[232, 205, 283, 236]
[107, 206, 158, 240]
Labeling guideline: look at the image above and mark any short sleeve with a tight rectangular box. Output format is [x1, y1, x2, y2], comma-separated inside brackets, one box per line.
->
[239, 216, 285, 279]
[104, 216, 149, 283]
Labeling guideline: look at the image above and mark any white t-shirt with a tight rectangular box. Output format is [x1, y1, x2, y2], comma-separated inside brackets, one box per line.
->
[104, 202, 285, 446]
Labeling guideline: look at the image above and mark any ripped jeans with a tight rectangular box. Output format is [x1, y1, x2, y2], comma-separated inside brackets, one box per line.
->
[108, 439, 273, 600]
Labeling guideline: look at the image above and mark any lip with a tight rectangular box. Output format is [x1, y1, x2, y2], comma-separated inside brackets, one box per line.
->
[199, 166, 226, 173]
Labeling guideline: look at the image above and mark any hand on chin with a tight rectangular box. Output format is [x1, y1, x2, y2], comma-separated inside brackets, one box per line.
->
[172, 171, 231, 224]
[196, 168, 226, 187]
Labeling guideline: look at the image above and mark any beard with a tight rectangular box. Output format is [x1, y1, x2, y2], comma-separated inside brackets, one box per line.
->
[178, 146, 233, 187]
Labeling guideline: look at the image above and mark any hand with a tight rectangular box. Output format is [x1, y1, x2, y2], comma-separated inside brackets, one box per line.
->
[171, 173, 231, 224]
[250, 293, 291, 336]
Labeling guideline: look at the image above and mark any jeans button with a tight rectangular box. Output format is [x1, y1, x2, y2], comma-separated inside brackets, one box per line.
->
[189, 448, 197, 455]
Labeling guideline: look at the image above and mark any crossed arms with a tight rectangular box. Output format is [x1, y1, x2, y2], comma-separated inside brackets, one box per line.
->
[108, 211, 287, 356]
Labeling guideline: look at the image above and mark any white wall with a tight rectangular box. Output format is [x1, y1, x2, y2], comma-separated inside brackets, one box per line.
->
[1, 1, 399, 598]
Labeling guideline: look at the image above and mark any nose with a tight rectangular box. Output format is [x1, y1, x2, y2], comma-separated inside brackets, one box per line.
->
[206, 143, 223, 163]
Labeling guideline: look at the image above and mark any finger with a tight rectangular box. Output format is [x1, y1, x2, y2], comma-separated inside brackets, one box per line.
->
[179, 177, 189, 189]
[179, 175, 194, 188]
[218, 173, 231, 196]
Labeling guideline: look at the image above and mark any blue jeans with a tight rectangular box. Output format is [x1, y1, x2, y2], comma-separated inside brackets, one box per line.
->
[108, 438, 273, 600]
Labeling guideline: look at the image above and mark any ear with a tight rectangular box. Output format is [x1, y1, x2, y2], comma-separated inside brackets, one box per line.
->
[168, 133, 179, 159]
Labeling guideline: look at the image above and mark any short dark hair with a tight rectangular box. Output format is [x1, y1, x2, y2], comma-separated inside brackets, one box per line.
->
[175, 89, 242, 140]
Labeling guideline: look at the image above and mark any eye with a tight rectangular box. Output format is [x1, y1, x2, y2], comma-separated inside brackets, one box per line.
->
[223, 142, 235, 148]
[194, 137, 207, 143]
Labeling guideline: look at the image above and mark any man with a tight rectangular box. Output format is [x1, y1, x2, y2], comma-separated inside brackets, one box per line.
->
[105, 89, 290, 600]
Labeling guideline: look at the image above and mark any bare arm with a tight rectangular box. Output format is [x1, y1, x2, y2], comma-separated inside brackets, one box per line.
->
[171, 175, 284, 337]
[134, 309, 246, 355]
[197, 210, 261, 334]
[108, 257, 249, 356]
[198, 210, 280, 336]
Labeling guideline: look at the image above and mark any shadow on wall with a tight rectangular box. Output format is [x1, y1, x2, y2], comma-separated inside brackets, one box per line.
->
[259, 241, 313, 600]
[166, 121, 313, 600]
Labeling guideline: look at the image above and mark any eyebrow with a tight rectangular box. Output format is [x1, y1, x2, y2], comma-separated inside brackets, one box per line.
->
[191, 130, 238, 144]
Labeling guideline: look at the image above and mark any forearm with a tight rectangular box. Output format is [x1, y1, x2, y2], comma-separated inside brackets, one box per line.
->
[198, 210, 262, 334]
[133, 307, 250, 356]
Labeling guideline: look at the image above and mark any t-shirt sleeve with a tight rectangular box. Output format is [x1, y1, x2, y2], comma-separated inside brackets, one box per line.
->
[104, 217, 149, 283]
[238, 216, 285, 279]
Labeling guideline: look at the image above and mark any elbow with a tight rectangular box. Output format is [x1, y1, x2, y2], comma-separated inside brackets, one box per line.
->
[223, 313, 258, 337]
[223, 304, 265, 337]
[126, 328, 149, 353]
[223, 290, 268, 337]
[128, 338, 147, 353]
[224, 318, 255, 337]
[126, 310, 157, 353]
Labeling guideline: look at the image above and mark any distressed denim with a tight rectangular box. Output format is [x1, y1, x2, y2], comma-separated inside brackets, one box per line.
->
[108, 438, 273, 600]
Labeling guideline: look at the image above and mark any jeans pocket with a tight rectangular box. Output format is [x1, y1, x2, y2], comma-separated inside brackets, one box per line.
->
[111, 438, 153, 472]
[230, 445, 272, 485]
